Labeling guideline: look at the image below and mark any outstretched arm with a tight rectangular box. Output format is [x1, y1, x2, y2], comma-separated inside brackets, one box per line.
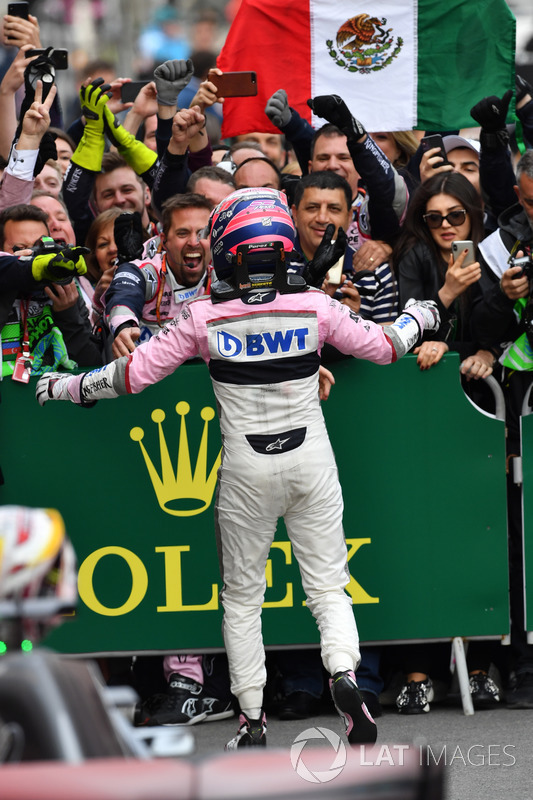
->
[309, 94, 408, 241]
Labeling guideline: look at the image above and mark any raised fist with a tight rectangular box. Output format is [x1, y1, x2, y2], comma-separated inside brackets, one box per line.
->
[308, 94, 365, 140]
[265, 89, 291, 128]
[154, 59, 194, 106]
[470, 90, 512, 132]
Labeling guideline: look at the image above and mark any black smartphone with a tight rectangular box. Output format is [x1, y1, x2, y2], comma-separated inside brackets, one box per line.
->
[420, 134, 449, 166]
[120, 80, 150, 103]
[7, 1, 29, 18]
[207, 70, 257, 97]
[7, 1, 29, 39]
[26, 47, 69, 70]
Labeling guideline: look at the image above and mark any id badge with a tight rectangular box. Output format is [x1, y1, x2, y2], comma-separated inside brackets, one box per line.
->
[12, 351, 34, 384]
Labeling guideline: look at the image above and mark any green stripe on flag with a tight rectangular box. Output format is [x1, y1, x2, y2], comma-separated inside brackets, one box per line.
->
[416, 0, 516, 130]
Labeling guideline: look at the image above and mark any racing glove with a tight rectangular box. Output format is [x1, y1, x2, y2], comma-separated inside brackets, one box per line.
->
[265, 89, 291, 129]
[71, 78, 112, 171]
[403, 298, 440, 334]
[308, 94, 366, 141]
[103, 105, 158, 175]
[470, 90, 512, 149]
[30, 246, 89, 282]
[36, 372, 76, 406]
[114, 211, 145, 264]
[153, 58, 194, 106]
[302, 224, 348, 288]
[37, 364, 124, 407]
[386, 299, 440, 359]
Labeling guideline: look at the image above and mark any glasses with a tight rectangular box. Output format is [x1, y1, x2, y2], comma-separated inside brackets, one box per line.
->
[423, 209, 467, 229]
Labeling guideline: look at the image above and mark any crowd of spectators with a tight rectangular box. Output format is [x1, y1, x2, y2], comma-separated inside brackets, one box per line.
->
[2, 2, 533, 730]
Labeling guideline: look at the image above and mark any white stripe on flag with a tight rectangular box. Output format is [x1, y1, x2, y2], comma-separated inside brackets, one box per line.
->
[310, 1, 418, 132]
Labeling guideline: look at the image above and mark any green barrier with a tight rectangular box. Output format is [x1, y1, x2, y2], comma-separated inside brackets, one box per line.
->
[0, 353, 509, 654]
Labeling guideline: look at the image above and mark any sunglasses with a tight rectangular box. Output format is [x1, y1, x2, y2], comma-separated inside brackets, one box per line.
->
[423, 209, 467, 229]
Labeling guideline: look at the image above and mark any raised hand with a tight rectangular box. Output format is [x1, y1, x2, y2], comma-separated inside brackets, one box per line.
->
[19, 79, 57, 145]
[265, 89, 291, 128]
[154, 58, 194, 106]
[168, 106, 206, 155]
[308, 94, 366, 141]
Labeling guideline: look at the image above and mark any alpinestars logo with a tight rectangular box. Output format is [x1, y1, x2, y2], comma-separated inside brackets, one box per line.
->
[181, 698, 200, 719]
[266, 437, 290, 452]
[246, 291, 271, 303]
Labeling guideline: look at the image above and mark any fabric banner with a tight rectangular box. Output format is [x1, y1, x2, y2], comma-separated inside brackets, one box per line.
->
[217, 0, 516, 137]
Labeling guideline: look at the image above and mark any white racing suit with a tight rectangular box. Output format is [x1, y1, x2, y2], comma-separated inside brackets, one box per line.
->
[42, 286, 428, 708]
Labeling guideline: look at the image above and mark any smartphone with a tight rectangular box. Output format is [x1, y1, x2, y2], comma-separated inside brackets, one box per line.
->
[207, 70, 257, 98]
[327, 257, 344, 285]
[452, 240, 476, 268]
[121, 80, 150, 103]
[7, 1, 28, 39]
[420, 134, 449, 167]
[7, 1, 29, 18]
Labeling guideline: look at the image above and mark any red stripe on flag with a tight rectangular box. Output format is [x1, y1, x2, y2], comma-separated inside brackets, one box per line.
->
[217, 0, 312, 139]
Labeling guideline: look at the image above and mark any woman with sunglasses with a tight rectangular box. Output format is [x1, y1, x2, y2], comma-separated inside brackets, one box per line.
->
[390, 172, 501, 714]
[394, 172, 496, 379]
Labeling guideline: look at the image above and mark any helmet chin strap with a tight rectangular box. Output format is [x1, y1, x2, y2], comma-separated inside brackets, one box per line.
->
[211, 242, 306, 303]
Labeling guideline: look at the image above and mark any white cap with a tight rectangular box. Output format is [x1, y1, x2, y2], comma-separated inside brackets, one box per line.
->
[442, 135, 480, 156]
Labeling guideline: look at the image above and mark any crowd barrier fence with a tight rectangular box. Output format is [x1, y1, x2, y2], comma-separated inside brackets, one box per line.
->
[0, 353, 511, 714]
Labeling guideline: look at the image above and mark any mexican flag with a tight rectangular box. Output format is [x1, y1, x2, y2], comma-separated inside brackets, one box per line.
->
[217, 0, 516, 137]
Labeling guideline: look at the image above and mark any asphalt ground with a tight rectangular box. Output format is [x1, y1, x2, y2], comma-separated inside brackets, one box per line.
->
[182, 697, 533, 800]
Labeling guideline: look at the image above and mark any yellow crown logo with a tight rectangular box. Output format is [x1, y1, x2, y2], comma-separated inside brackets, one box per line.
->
[130, 401, 221, 517]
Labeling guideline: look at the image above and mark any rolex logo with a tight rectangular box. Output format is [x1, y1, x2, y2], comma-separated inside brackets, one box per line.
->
[130, 401, 221, 517]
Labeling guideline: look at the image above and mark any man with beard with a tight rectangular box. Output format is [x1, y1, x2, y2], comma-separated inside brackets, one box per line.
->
[104, 193, 212, 359]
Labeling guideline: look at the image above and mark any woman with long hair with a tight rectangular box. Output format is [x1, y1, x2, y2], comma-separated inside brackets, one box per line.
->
[394, 171, 496, 379]
[391, 172, 501, 714]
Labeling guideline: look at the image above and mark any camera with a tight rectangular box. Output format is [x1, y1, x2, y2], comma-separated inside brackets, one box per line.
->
[509, 254, 533, 280]
[25, 47, 68, 101]
[31, 236, 75, 285]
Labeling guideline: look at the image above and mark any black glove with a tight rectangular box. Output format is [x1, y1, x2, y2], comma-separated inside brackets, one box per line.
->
[302, 224, 348, 288]
[470, 90, 512, 149]
[114, 212, 145, 264]
[307, 95, 366, 141]
[470, 90, 512, 131]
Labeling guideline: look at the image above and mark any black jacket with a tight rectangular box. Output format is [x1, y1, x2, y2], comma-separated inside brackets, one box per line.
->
[471, 204, 533, 349]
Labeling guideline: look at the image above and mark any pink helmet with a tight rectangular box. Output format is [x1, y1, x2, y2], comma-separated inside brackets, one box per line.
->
[208, 188, 295, 279]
